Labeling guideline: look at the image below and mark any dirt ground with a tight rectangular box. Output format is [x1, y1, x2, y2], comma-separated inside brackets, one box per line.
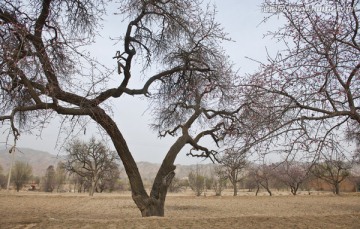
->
[0, 191, 359, 229]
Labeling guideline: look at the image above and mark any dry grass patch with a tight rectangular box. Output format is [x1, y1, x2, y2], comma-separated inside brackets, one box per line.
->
[0, 191, 359, 228]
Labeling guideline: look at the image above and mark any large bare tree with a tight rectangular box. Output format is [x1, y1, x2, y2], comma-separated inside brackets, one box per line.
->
[11, 160, 32, 192]
[272, 160, 311, 195]
[311, 146, 352, 195]
[242, 0, 360, 167]
[0, 0, 243, 216]
[220, 146, 248, 196]
[65, 137, 118, 196]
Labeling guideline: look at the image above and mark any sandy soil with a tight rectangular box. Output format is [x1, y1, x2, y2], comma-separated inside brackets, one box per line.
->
[0, 191, 359, 228]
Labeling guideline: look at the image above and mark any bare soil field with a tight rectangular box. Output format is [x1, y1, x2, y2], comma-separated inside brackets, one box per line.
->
[0, 191, 359, 229]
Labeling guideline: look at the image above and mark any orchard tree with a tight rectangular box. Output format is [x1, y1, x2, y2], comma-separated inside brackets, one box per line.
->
[211, 165, 228, 196]
[272, 160, 310, 195]
[11, 160, 32, 192]
[220, 146, 248, 196]
[311, 151, 352, 195]
[252, 0, 360, 125]
[0, 0, 245, 216]
[188, 170, 205, 197]
[0, 164, 6, 189]
[248, 164, 273, 196]
[346, 121, 360, 164]
[43, 165, 56, 192]
[168, 177, 188, 193]
[65, 137, 118, 196]
[96, 161, 121, 193]
[55, 161, 67, 192]
[244, 0, 360, 169]
[71, 173, 89, 193]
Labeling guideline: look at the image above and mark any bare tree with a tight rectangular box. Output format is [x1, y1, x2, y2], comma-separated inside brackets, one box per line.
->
[248, 164, 273, 196]
[168, 177, 188, 193]
[346, 121, 360, 165]
[71, 173, 89, 193]
[272, 160, 311, 195]
[312, 156, 351, 195]
[242, 0, 360, 172]
[43, 165, 56, 192]
[188, 166, 205, 197]
[55, 161, 67, 192]
[220, 147, 248, 196]
[65, 137, 118, 196]
[251, 0, 360, 124]
[0, 0, 244, 216]
[0, 165, 6, 189]
[11, 161, 32, 192]
[96, 161, 121, 193]
[211, 165, 228, 196]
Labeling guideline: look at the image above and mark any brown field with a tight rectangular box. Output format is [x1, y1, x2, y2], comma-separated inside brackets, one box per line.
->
[0, 190, 359, 229]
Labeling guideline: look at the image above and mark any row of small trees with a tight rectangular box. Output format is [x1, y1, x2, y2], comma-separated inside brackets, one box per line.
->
[170, 158, 359, 197]
[43, 161, 123, 195]
[0, 138, 123, 194]
[0, 161, 32, 192]
[43, 138, 124, 195]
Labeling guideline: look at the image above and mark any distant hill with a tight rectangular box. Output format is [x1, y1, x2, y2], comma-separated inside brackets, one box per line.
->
[0, 147, 216, 179]
[0, 148, 64, 176]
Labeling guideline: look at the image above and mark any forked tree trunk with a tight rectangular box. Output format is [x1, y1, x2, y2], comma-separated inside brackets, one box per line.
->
[94, 110, 189, 217]
[143, 136, 187, 216]
[137, 170, 175, 217]
[139, 198, 166, 217]
[255, 184, 260, 196]
[290, 184, 299, 196]
[260, 182, 272, 196]
[266, 188, 272, 196]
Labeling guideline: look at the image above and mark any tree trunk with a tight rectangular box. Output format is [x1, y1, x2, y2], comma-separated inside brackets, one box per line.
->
[261, 183, 272, 196]
[255, 184, 260, 196]
[92, 110, 150, 213]
[267, 188, 272, 196]
[92, 108, 190, 217]
[233, 182, 238, 196]
[146, 136, 188, 216]
[334, 182, 340, 195]
[290, 185, 298, 195]
[140, 198, 166, 217]
[89, 179, 96, 196]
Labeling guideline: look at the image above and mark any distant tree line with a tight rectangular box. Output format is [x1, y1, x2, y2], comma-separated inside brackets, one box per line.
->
[0, 139, 124, 194]
[167, 156, 359, 196]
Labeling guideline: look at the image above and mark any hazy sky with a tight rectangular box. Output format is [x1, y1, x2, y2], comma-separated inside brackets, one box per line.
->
[1, 0, 284, 165]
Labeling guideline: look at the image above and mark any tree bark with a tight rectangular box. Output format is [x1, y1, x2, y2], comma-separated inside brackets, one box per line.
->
[233, 181, 238, 196]
[260, 183, 272, 196]
[334, 183, 340, 195]
[89, 179, 96, 196]
[266, 188, 272, 196]
[93, 108, 189, 216]
[90, 109, 149, 212]
[146, 135, 188, 216]
[290, 185, 298, 195]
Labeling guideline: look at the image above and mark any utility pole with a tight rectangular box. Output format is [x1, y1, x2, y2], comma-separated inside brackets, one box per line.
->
[6, 140, 16, 191]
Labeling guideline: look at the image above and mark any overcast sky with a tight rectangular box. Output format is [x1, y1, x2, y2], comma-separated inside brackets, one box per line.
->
[1, 0, 284, 165]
